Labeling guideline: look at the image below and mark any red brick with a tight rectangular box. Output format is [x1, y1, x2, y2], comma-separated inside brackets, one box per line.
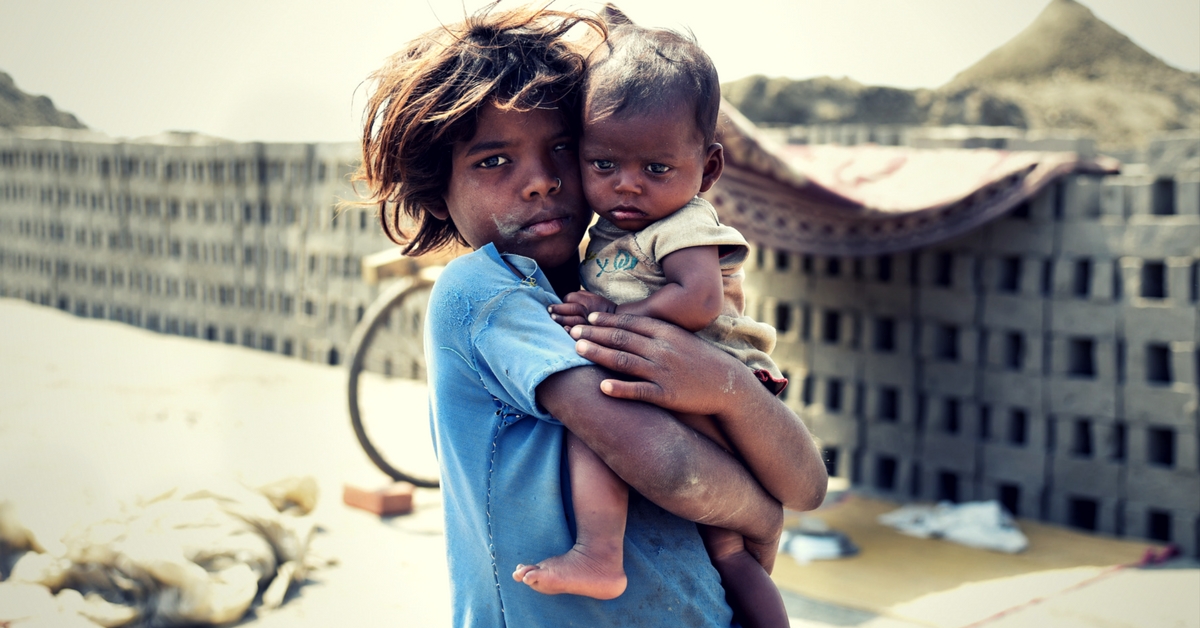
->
[343, 482, 414, 516]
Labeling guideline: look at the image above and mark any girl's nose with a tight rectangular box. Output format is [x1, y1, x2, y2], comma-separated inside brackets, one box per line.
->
[523, 168, 561, 200]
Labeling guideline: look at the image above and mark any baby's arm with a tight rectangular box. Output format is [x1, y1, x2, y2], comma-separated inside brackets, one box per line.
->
[550, 245, 723, 332]
[620, 245, 722, 331]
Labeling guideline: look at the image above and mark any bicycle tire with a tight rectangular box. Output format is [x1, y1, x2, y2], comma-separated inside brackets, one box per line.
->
[346, 273, 440, 488]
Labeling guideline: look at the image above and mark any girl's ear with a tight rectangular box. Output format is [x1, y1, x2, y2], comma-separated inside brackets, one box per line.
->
[430, 199, 450, 221]
[698, 143, 724, 193]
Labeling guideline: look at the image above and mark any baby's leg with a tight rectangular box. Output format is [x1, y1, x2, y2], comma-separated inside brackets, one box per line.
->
[673, 411, 733, 452]
[700, 525, 790, 628]
[675, 413, 788, 627]
[512, 430, 628, 599]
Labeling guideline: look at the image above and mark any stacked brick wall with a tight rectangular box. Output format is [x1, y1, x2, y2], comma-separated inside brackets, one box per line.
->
[0, 131, 427, 380]
[741, 165, 1200, 555]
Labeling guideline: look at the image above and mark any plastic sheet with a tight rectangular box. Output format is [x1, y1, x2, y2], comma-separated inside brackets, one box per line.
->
[779, 516, 859, 564]
[878, 500, 1028, 554]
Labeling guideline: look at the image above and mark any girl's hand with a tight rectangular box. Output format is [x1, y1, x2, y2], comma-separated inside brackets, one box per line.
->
[574, 312, 830, 513]
[569, 311, 750, 416]
[548, 291, 617, 331]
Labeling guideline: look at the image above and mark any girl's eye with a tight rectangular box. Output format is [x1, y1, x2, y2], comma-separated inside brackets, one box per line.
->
[478, 155, 510, 168]
[553, 141, 574, 152]
[592, 159, 615, 171]
[646, 163, 671, 175]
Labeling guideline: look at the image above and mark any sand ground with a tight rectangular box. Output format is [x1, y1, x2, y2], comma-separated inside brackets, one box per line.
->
[1, 298, 1196, 628]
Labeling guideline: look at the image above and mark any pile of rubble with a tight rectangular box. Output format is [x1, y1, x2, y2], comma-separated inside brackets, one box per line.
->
[0, 477, 321, 627]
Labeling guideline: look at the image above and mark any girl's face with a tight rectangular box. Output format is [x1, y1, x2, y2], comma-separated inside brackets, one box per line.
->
[438, 104, 591, 270]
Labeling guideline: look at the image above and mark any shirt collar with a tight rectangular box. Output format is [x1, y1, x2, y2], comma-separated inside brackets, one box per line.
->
[479, 243, 552, 292]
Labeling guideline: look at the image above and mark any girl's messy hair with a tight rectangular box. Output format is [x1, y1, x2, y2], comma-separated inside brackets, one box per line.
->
[357, 5, 605, 256]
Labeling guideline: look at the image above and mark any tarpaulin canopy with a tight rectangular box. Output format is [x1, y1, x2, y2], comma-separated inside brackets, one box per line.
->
[707, 102, 1120, 257]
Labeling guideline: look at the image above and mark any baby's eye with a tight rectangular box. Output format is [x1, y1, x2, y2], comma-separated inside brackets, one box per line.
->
[553, 141, 575, 152]
[646, 163, 671, 175]
[477, 155, 510, 168]
[592, 159, 616, 171]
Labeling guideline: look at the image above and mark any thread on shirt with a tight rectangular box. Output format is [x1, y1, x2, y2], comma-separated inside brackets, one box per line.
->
[487, 401, 526, 622]
[438, 337, 478, 365]
[485, 396, 507, 620]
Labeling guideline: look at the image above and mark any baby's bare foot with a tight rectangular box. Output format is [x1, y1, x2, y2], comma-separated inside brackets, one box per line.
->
[512, 545, 627, 600]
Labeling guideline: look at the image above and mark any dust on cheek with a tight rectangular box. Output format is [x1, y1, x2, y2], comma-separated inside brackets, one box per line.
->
[492, 214, 524, 239]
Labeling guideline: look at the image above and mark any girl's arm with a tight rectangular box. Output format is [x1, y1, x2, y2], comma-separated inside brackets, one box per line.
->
[570, 312, 828, 512]
[549, 245, 723, 332]
[536, 365, 784, 571]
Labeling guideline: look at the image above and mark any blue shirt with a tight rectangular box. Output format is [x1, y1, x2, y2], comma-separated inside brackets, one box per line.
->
[425, 244, 735, 627]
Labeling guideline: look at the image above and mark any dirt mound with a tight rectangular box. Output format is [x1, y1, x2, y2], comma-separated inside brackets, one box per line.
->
[723, 0, 1199, 150]
[941, 0, 1199, 148]
[945, 0, 1177, 88]
[0, 70, 86, 130]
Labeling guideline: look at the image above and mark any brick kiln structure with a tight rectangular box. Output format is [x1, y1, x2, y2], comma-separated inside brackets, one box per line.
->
[708, 111, 1199, 555]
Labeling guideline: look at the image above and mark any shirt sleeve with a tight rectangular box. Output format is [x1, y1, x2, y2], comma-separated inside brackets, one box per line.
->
[635, 197, 749, 264]
[470, 286, 593, 422]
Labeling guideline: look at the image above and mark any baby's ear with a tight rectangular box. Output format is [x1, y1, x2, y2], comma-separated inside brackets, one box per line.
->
[699, 143, 724, 193]
[601, 3, 634, 27]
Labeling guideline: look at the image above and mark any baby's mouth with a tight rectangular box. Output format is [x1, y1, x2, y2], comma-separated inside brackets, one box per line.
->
[607, 206, 645, 222]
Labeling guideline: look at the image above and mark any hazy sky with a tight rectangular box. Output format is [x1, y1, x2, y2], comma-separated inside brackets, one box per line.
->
[2, 0, 1197, 143]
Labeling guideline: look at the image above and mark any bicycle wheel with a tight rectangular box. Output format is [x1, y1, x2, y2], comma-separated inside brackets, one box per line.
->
[346, 271, 440, 488]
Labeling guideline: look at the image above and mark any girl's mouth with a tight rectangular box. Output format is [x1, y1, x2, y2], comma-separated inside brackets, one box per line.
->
[522, 216, 568, 237]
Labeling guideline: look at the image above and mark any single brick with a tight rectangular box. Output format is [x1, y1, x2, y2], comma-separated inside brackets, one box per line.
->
[343, 482, 414, 516]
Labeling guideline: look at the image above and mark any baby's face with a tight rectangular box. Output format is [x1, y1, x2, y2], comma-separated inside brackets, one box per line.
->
[579, 102, 713, 232]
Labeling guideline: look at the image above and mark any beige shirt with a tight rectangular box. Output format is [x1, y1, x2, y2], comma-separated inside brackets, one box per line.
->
[582, 197, 783, 380]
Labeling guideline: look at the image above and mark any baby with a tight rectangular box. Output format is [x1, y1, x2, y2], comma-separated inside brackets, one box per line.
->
[515, 14, 791, 628]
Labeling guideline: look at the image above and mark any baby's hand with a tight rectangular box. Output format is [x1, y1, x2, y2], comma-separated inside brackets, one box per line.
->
[548, 291, 617, 331]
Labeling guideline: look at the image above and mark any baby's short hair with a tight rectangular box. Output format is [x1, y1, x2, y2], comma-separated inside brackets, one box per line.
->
[358, 6, 603, 255]
[583, 20, 720, 145]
